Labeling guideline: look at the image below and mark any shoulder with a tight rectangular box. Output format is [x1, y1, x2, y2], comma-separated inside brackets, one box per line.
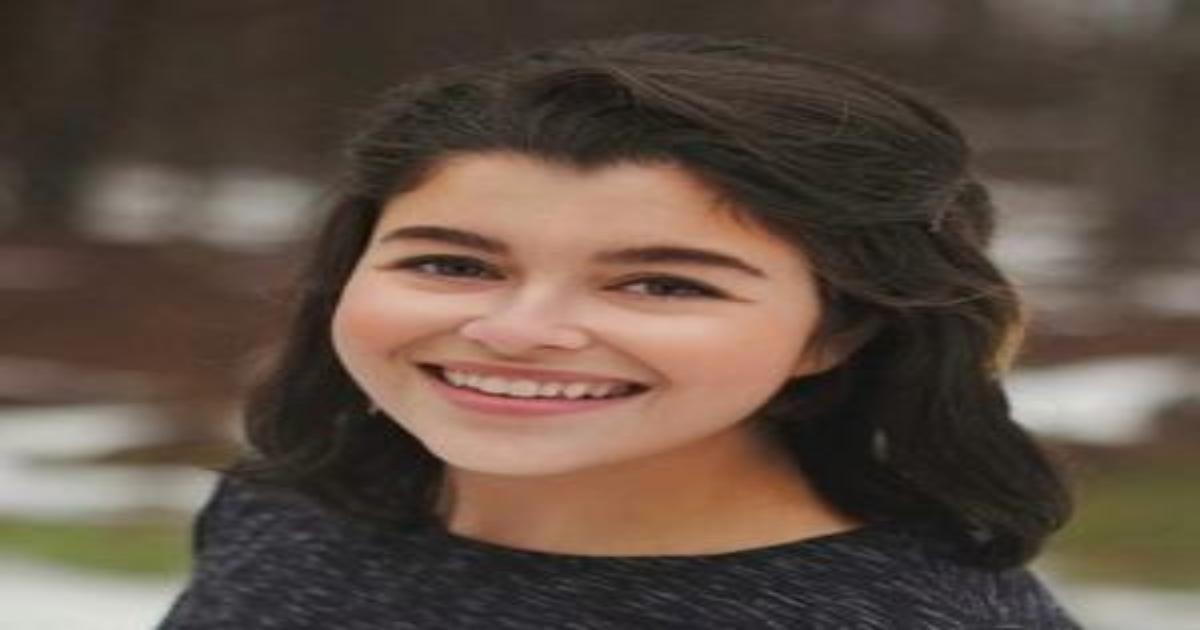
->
[188, 475, 325, 553]
[159, 475, 392, 628]
[757, 522, 1082, 628]
[179, 473, 402, 584]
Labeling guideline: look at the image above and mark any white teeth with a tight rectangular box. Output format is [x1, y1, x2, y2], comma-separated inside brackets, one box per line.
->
[562, 383, 591, 399]
[537, 382, 565, 397]
[478, 376, 509, 395]
[439, 368, 637, 400]
[508, 380, 542, 398]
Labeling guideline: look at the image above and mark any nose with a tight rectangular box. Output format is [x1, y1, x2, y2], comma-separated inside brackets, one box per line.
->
[458, 289, 591, 356]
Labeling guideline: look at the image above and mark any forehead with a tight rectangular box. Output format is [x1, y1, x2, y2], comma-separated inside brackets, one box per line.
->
[374, 152, 807, 269]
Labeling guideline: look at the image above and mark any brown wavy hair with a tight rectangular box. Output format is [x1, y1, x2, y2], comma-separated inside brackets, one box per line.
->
[227, 33, 1071, 568]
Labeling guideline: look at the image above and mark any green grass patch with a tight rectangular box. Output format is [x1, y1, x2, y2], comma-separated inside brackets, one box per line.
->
[1047, 457, 1200, 590]
[0, 516, 192, 576]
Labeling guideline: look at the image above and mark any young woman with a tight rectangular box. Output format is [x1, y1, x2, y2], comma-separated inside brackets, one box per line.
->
[159, 33, 1081, 628]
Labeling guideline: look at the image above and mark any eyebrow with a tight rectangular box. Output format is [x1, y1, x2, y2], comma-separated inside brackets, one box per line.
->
[377, 225, 768, 278]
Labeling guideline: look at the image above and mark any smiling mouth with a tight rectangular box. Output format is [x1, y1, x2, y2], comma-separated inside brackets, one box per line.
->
[417, 364, 651, 400]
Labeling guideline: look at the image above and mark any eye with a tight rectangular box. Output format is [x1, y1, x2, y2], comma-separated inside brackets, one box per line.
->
[378, 257, 725, 300]
[381, 255, 500, 279]
[618, 276, 726, 300]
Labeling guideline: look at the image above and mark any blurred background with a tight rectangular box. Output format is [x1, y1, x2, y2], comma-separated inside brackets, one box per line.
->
[2, 1, 1198, 628]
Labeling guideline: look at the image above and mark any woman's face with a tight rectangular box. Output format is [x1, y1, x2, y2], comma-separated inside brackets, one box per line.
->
[332, 152, 833, 477]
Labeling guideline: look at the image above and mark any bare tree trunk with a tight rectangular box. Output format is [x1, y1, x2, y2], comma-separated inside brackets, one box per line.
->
[7, 0, 158, 232]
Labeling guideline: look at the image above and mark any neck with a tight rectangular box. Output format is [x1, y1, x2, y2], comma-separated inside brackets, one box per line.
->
[434, 423, 860, 556]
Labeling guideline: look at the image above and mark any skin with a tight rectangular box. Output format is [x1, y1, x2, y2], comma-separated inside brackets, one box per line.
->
[331, 152, 859, 556]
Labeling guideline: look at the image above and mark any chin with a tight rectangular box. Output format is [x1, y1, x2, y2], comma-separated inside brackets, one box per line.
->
[448, 459, 592, 478]
[434, 446, 613, 478]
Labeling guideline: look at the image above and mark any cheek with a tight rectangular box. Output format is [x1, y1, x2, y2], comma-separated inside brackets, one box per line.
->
[331, 290, 423, 383]
[603, 308, 816, 405]
[331, 276, 459, 360]
[331, 279, 395, 363]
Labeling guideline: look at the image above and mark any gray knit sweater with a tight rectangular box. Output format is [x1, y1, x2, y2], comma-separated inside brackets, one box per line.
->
[158, 477, 1081, 629]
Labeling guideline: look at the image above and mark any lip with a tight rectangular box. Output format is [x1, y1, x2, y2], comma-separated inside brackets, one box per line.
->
[418, 365, 649, 417]
[427, 360, 647, 387]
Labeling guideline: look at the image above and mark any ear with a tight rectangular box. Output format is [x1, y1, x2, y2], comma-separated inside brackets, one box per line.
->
[790, 317, 882, 378]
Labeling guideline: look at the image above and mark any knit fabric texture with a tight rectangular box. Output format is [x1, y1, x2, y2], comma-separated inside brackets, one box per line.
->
[158, 477, 1081, 629]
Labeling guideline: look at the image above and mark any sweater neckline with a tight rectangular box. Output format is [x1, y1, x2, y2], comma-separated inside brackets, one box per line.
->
[415, 518, 899, 564]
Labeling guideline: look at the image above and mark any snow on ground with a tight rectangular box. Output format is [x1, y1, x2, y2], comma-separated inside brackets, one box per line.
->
[1056, 583, 1200, 630]
[1130, 269, 1200, 317]
[78, 163, 318, 251]
[1007, 355, 1197, 445]
[0, 558, 185, 630]
[0, 404, 216, 519]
